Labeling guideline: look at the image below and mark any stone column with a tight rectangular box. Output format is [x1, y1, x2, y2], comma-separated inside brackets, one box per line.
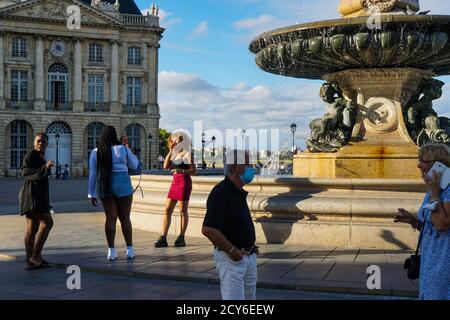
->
[110, 40, 121, 114]
[147, 44, 160, 116]
[33, 36, 45, 111]
[0, 32, 4, 110]
[73, 38, 83, 112]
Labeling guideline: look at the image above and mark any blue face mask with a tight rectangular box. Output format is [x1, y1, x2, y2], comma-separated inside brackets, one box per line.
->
[240, 167, 255, 185]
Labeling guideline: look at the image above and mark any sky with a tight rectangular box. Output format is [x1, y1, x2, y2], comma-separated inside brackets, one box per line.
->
[134, 0, 450, 151]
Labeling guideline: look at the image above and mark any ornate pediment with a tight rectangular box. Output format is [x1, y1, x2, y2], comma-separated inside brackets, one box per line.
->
[0, 0, 122, 26]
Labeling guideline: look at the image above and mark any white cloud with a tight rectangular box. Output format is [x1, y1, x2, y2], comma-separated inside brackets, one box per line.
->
[233, 15, 277, 30]
[141, 8, 182, 28]
[188, 21, 209, 40]
[159, 71, 324, 149]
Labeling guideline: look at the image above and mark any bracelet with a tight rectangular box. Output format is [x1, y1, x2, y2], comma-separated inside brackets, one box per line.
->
[228, 247, 235, 254]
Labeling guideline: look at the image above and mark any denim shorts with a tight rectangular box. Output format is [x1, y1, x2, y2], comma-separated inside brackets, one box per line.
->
[111, 172, 133, 198]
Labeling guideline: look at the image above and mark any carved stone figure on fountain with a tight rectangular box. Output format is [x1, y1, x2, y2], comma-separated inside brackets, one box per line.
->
[406, 79, 450, 146]
[339, 0, 420, 17]
[307, 83, 357, 153]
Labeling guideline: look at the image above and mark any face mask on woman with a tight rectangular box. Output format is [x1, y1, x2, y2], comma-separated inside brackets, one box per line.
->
[240, 167, 255, 185]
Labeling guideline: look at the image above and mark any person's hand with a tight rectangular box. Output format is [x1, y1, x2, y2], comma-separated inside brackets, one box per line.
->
[90, 198, 98, 207]
[168, 140, 178, 151]
[45, 161, 55, 169]
[395, 208, 416, 226]
[424, 170, 442, 199]
[228, 248, 244, 262]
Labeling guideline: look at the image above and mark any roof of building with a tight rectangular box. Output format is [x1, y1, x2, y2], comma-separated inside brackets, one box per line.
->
[80, 0, 142, 15]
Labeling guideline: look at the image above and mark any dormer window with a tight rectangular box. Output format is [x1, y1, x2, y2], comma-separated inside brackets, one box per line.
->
[12, 37, 27, 58]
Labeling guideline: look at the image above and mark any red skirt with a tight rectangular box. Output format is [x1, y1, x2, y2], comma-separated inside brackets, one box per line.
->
[168, 173, 192, 201]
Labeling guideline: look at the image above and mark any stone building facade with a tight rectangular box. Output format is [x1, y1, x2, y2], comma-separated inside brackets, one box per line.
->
[0, 0, 164, 177]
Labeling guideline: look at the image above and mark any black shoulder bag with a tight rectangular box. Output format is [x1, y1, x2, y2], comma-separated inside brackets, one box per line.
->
[403, 223, 424, 280]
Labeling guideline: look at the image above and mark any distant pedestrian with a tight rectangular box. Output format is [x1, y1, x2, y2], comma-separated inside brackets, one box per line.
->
[155, 132, 196, 248]
[202, 149, 258, 300]
[20, 133, 55, 270]
[395, 143, 450, 300]
[88, 126, 140, 261]
[63, 164, 69, 180]
[56, 164, 62, 179]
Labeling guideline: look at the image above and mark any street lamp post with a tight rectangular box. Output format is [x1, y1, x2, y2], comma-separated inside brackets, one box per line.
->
[201, 132, 206, 170]
[241, 129, 246, 150]
[211, 136, 216, 168]
[55, 133, 60, 178]
[290, 123, 297, 160]
[148, 134, 153, 170]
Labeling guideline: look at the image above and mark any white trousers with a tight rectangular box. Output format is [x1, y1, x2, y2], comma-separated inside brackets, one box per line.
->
[213, 248, 258, 300]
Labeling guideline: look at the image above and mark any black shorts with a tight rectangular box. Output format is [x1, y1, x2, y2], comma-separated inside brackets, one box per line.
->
[23, 212, 51, 220]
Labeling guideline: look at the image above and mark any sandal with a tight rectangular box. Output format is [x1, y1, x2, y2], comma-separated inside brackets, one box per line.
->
[25, 262, 45, 270]
[41, 259, 51, 268]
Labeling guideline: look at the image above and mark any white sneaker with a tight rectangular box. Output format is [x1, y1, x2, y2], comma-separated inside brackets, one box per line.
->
[107, 248, 118, 261]
[126, 246, 135, 260]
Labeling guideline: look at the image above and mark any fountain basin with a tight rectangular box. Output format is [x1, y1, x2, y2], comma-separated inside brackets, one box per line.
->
[131, 174, 425, 249]
[250, 15, 450, 80]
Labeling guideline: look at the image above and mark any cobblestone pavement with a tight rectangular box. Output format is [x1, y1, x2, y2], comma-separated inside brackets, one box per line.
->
[0, 177, 89, 206]
[0, 212, 418, 299]
[0, 178, 103, 215]
[0, 259, 408, 300]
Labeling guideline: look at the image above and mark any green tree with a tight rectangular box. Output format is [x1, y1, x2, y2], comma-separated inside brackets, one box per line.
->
[159, 128, 171, 157]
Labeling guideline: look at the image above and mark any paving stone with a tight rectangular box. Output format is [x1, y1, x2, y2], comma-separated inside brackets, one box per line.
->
[283, 260, 336, 281]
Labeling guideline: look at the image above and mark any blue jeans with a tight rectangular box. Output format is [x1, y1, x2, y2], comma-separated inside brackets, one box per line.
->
[213, 249, 257, 300]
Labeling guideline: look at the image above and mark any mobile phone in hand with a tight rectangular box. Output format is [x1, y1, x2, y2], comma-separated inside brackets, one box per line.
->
[428, 161, 450, 189]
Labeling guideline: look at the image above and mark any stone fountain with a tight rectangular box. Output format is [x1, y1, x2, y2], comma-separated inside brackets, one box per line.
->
[131, 1, 449, 249]
[250, 0, 450, 179]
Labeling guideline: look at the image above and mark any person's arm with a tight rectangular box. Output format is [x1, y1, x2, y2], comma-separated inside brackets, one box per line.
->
[202, 186, 244, 262]
[426, 171, 450, 232]
[164, 150, 173, 170]
[395, 208, 421, 230]
[430, 201, 450, 232]
[125, 146, 140, 170]
[88, 150, 98, 203]
[21, 152, 51, 181]
[202, 226, 244, 262]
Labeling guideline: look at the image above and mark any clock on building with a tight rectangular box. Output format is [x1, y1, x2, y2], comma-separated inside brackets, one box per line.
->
[50, 40, 66, 57]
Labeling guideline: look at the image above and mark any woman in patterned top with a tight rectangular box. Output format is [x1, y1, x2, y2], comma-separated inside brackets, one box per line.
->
[395, 143, 450, 300]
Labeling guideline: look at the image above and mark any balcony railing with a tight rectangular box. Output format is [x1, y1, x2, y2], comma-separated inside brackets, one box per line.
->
[84, 102, 110, 113]
[123, 104, 147, 114]
[121, 14, 159, 27]
[5, 99, 33, 110]
[47, 103, 72, 111]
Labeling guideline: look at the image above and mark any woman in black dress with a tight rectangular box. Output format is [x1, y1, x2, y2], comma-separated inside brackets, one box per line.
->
[20, 133, 55, 270]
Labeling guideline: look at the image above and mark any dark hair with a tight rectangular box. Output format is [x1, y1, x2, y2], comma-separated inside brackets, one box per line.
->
[97, 126, 121, 197]
[35, 132, 49, 141]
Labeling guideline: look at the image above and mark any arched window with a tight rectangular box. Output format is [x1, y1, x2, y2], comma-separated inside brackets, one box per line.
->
[48, 63, 68, 73]
[10, 120, 29, 169]
[125, 124, 142, 159]
[87, 122, 105, 167]
[46, 121, 72, 135]
[48, 63, 69, 110]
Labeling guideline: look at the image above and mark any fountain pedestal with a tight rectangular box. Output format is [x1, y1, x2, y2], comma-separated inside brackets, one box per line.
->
[294, 68, 432, 179]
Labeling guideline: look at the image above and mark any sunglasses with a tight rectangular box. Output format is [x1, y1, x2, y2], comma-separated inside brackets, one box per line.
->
[36, 139, 48, 144]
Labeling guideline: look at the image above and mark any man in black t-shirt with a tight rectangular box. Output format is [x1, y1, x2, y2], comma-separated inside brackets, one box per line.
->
[202, 150, 258, 300]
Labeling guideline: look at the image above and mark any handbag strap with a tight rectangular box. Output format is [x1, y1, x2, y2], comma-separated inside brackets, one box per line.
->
[124, 145, 143, 198]
[415, 223, 424, 257]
